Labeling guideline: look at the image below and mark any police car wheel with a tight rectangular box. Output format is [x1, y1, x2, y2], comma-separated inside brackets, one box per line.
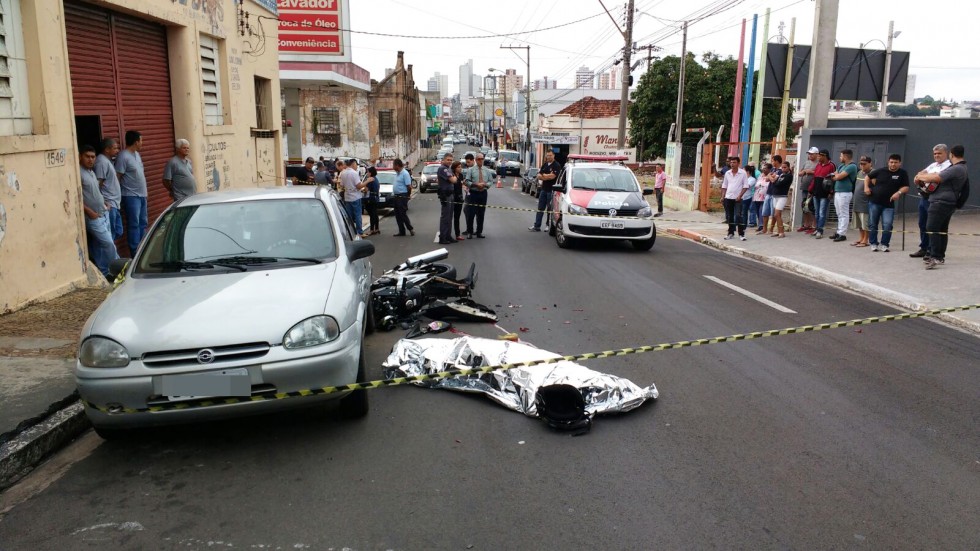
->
[555, 219, 575, 249]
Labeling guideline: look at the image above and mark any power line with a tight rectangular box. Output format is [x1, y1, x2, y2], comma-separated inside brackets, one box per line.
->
[339, 11, 608, 40]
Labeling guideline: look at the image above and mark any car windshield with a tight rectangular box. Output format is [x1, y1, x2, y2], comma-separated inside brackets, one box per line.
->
[135, 198, 336, 274]
[571, 168, 639, 192]
[499, 151, 520, 162]
[375, 172, 396, 185]
[423, 165, 440, 174]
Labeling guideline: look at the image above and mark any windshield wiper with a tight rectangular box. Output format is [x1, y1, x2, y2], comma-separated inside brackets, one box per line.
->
[207, 255, 320, 266]
[148, 260, 245, 272]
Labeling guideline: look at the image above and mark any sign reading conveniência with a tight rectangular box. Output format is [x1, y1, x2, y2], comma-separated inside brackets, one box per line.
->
[277, 0, 346, 57]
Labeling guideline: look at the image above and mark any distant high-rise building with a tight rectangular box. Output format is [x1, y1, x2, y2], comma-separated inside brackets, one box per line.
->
[576, 66, 595, 89]
[500, 68, 524, 101]
[904, 74, 916, 105]
[532, 77, 558, 90]
[428, 72, 449, 101]
[609, 67, 618, 89]
[598, 73, 610, 89]
[472, 74, 483, 96]
[459, 59, 474, 98]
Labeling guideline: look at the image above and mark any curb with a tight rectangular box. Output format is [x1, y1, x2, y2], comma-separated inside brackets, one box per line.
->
[664, 227, 980, 336]
[0, 399, 90, 492]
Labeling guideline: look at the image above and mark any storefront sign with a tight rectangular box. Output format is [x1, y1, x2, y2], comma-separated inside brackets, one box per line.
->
[278, 0, 349, 62]
[531, 133, 579, 144]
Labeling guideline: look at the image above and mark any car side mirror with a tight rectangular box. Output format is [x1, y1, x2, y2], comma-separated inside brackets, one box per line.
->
[552, 185, 566, 193]
[642, 187, 654, 196]
[347, 239, 375, 261]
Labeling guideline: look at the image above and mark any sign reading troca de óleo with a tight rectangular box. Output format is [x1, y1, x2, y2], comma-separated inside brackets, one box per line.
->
[277, 0, 349, 60]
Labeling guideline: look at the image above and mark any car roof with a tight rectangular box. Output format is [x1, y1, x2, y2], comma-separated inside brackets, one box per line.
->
[176, 186, 330, 207]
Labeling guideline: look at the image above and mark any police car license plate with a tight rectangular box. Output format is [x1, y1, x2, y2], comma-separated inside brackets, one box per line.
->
[600, 220, 625, 229]
[378, 197, 386, 203]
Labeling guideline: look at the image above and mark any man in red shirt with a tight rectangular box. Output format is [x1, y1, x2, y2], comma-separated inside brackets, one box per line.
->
[810, 149, 837, 239]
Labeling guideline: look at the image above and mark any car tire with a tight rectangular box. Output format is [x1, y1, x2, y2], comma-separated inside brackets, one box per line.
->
[631, 231, 656, 251]
[338, 348, 369, 418]
[429, 263, 456, 280]
[93, 426, 129, 440]
[365, 296, 376, 335]
[555, 218, 576, 249]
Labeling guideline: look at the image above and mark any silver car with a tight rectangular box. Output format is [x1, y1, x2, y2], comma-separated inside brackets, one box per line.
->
[76, 187, 375, 438]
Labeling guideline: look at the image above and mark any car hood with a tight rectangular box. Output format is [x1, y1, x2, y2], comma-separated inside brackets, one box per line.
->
[87, 263, 338, 354]
[569, 189, 646, 210]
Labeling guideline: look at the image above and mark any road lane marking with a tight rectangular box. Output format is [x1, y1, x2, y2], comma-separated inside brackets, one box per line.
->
[704, 275, 797, 314]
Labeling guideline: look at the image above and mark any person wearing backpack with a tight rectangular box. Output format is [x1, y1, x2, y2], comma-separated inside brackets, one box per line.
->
[829, 149, 859, 242]
[915, 144, 970, 269]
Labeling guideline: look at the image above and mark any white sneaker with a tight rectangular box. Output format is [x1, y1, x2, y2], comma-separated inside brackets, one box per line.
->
[740, 236, 747, 241]
[871, 244, 879, 252]
[881, 246, 890, 252]
[724, 234, 733, 240]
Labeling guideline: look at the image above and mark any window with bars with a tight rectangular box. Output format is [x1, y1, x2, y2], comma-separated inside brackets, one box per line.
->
[200, 35, 224, 126]
[313, 107, 341, 147]
[379, 109, 395, 138]
[254, 76, 272, 130]
[0, 0, 32, 136]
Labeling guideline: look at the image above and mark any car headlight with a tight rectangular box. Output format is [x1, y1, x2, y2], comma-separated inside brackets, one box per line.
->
[637, 206, 653, 218]
[568, 204, 588, 215]
[284, 315, 340, 349]
[78, 337, 131, 368]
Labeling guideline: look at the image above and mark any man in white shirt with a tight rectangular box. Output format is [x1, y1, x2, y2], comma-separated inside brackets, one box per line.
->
[721, 156, 750, 240]
[910, 144, 951, 259]
[341, 159, 366, 236]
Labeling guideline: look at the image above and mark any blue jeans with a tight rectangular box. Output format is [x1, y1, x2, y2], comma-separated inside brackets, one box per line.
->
[739, 199, 752, 228]
[344, 198, 363, 235]
[108, 206, 124, 240]
[814, 197, 830, 232]
[761, 195, 774, 217]
[917, 196, 930, 251]
[749, 200, 763, 227]
[533, 190, 553, 229]
[120, 195, 148, 255]
[85, 211, 119, 277]
[868, 202, 895, 247]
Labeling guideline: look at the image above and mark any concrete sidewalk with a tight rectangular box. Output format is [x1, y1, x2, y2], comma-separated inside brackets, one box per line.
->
[2, 202, 978, 491]
[659, 209, 980, 333]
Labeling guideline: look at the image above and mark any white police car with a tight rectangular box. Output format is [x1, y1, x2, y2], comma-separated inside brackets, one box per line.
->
[549, 155, 656, 250]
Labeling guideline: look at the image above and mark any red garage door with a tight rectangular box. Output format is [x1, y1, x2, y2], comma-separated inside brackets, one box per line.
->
[65, 1, 175, 240]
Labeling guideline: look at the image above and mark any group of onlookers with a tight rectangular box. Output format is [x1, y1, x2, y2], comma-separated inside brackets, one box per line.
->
[720, 143, 970, 270]
[80, 131, 198, 279]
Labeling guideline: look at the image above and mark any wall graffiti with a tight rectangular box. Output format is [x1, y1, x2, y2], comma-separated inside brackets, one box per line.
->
[204, 139, 232, 191]
[0, 203, 6, 248]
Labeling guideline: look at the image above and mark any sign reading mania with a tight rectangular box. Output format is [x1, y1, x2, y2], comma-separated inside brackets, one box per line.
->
[278, 0, 344, 56]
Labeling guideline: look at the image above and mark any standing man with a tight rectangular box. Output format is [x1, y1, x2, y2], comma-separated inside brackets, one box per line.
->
[80, 145, 119, 278]
[910, 144, 951, 259]
[391, 159, 415, 237]
[796, 147, 819, 232]
[314, 161, 331, 185]
[341, 159, 365, 236]
[653, 163, 666, 217]
[163, 139, 198, 201]
[293, 157, 316, 185]
[865, 154, 910, 253]
[436, 153, 458, 244]
[115, 130, 148, 255]
[95, 138, 123, 241]
[829, 149, 858, 242]
[916, 145, 970, 269]
[721, 156, 750, 240]
[529, 150, 561, 232]
[810, 149, 836, 239]
[464, 152, 494, 238]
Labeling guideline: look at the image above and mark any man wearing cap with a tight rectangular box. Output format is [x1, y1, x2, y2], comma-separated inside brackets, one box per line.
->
[810, 149, 836, 239]
[294, 157, 316, 185]
[797, 147, 820, 233]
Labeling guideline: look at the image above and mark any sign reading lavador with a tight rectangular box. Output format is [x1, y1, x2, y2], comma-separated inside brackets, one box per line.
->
[278, 0, 350, 62]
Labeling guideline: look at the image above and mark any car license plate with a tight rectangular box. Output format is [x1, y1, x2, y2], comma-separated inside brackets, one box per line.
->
[378, 197, 386, 203]
[600, 220, 625, 229]
[161, 367, 250, 401]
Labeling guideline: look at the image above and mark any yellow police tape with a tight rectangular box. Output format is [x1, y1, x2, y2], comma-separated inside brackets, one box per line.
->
[421, 194, 980, 237]
[85, 302, 980, 414]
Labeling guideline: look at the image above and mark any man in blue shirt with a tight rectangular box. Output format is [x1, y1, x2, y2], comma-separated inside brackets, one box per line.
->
[391, 159, 415, 236]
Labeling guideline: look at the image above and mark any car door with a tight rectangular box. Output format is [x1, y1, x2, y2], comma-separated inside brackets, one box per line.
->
[331, 195, 372, 307]
[551, 166, 569, 227]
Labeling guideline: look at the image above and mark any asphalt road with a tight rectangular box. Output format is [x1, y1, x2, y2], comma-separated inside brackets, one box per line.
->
[1, 150, 978, 550]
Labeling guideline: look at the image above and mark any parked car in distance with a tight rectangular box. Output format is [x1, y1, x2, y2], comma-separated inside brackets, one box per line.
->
[522, 167, 540, 195]
[484, 150, 498, 169]
[75, 187, 376, 439]
[549, 155, 656, 251]
[497, 149, 522, 176]
[374, 168, 397, 207]
[418, 162, 441, 193]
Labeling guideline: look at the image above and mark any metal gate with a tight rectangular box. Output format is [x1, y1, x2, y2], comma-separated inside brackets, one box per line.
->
[64, 1, 175, 235]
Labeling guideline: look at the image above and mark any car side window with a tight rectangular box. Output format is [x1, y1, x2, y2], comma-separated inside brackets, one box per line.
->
[556, 168, 568, 189]
[333, 196, 355, 242]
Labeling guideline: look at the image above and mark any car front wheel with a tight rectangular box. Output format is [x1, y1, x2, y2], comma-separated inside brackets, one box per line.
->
[338, 347, 369, 418]
[555, 218, 576, 249]
[631, 226, 657, 251]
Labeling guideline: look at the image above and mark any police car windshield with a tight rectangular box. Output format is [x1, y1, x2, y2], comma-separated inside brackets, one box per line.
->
[571, 168, 638, 192]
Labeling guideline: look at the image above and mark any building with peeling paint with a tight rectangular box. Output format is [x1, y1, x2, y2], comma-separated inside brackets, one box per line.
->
[0, 0, 284, 312]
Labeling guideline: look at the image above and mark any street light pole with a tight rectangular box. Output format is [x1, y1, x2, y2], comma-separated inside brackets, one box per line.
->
[879, 20, 896, 118]
[618, 0, 634, 147]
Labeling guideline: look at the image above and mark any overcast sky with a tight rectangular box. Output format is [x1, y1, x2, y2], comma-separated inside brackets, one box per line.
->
[346, 0, 980, 102]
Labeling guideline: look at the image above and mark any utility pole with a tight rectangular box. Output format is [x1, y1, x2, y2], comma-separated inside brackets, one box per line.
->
[618, 0, 635, 147]
[501, 45, 531, 163]
[674, 20, 688, 142]
[776, 18, 796, 144]
[879, 20, 895, 118]
[803, 0, 839, 130]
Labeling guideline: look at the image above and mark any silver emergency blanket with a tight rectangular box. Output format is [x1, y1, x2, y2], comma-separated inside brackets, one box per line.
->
[382, 336, 658, 418]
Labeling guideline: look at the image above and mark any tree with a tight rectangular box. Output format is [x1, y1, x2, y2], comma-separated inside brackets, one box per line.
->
[628, 52, 796, 161]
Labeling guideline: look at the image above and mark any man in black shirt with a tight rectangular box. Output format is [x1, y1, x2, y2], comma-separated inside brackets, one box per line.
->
[916, 144, 970, 268]
[293, 157, 316, 185]
[529, 151, 561, 231]
[864, 154, 910, 252]
[436, 153, 458, 244]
